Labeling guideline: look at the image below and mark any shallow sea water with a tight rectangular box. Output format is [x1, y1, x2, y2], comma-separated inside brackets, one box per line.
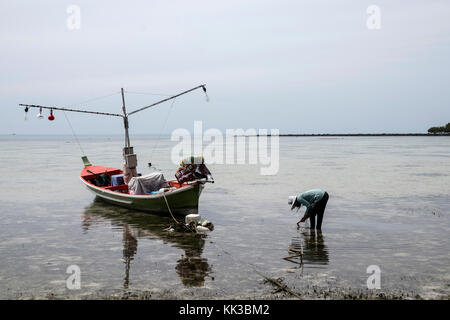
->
[0, 135, 449, 299]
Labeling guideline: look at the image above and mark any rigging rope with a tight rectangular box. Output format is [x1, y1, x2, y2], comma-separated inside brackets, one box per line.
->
[63, 111, 85, 156]
[124, 90, 172, 97]
[150, 98, 176, 163]
[63, 91, 121, 108]
[60, 91, 121, 156]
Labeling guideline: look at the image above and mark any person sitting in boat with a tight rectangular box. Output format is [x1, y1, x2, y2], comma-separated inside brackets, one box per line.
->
[288, 189, 329, 230]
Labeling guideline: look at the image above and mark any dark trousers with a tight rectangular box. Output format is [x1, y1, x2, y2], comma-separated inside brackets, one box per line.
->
[309, 192, 329, 230]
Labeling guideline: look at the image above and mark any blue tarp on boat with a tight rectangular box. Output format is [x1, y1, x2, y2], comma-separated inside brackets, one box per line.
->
[111, 174, 124, 187]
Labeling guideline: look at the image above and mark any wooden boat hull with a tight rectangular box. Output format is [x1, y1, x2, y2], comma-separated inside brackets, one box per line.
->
[79, 160, 206, 217]
[81, 178, 204, 215]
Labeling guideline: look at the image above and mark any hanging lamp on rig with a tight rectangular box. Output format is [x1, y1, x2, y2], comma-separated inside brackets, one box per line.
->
[202, 85, 209, 102]
[48, 109, 55, 121]
[24, 106, 29, 120]
[37, 107, 44, 119]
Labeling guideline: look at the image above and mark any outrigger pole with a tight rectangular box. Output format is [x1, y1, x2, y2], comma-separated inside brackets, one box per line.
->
[19, 84, 208, 168]
[17, 104, 123, 117]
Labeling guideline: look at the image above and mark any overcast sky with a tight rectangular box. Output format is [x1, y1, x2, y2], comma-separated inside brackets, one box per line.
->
[1, 0, 450, 135]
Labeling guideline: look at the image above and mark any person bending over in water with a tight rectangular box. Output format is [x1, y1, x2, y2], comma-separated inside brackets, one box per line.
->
[288, 189, 329, 230]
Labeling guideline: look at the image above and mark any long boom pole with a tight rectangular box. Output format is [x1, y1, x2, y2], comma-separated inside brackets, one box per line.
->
[127, 84, 206, 116]
[19, 84, 207, 118]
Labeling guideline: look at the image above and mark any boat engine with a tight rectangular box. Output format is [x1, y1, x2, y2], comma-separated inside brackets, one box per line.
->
[175, 156, 214, 184]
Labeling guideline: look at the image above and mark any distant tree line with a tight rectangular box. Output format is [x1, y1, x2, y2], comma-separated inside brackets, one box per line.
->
[428, 123, 450, 134]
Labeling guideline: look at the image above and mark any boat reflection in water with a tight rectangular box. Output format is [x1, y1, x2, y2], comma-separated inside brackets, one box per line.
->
[288, 229, 329, 267]
[82, 199, 211, 288]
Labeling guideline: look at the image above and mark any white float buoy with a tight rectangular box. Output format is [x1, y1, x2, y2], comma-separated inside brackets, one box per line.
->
[196, 225, 210, 233]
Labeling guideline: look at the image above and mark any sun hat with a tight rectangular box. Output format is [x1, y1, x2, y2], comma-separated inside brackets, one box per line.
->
[288, 196, 300, 210]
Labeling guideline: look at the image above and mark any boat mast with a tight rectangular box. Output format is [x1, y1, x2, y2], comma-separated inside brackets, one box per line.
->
[120, 88, 137, 170]
[121, 88, 131, 149]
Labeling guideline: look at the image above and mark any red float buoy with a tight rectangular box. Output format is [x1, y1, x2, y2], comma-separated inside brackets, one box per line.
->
[48, 110, 55, 121]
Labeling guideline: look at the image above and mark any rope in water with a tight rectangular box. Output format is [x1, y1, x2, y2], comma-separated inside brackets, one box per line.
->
[162, 191, 179, 224]
[161, 191, 200, 233]
[160, 187, 301, 298]
[207, 240, 303, 300]
[159, 188, 302, 298]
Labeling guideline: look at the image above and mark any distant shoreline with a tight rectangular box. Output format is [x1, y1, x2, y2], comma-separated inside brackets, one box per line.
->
[4, 133, 450, 137]
[240, 133, 450, 137]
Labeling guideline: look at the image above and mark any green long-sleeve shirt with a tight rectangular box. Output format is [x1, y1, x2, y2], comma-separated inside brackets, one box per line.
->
[296, 189, 325, 218]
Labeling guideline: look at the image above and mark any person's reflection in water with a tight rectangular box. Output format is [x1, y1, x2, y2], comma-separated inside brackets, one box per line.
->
[176, 245, 210, 287]
[289, 229, 329, 266]
[82, 200, 211, 289]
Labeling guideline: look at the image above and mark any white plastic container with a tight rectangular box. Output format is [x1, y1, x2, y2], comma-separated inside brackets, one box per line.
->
[185, 214, 201, 225]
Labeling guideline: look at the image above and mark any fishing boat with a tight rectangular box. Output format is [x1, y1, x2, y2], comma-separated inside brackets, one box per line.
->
[20, 85, 212, 216]
[79, 156, 206, 215]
